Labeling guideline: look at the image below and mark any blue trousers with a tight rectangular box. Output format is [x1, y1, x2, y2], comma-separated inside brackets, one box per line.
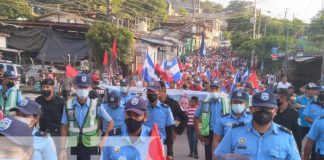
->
[187, 125, 198, 154]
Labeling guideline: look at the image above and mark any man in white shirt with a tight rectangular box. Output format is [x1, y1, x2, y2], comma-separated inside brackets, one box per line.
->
[277, 76, 291, 89]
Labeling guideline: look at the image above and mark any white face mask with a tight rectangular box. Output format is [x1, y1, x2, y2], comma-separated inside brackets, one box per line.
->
[120, 87, 128, 94]
[15, 116, 32, 127]
[76, 89, 89, 99]
[210, 92, 219, 99]
[231, 104, 245, 114]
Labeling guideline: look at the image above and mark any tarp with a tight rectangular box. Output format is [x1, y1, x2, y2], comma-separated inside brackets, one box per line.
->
[37, 30, 90, 63]
[7, 28, 47, 52]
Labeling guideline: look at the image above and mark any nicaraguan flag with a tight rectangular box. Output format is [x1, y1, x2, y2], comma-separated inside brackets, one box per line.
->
[143, 52, 160, 82]
[199, 32, 207, 57]
[230, 71, 241, 93]
[242, 67, 250, 81]
[169, 58, 182, 81]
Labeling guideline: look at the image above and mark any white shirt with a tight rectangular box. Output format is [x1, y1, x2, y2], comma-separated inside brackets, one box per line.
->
[277, 81, 291, 89]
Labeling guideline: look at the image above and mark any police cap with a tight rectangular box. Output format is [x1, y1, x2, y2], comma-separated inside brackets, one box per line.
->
[252, 91, 278, 108]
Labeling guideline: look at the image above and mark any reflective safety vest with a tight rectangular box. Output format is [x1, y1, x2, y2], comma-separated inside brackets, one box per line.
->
[0, 88, 19, 115]
[65, 98, 99, 147]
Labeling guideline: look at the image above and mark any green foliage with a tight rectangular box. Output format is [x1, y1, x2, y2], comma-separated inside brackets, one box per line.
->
[178, 7, 188, 17]
[86, 23, 133, 67]
[230, 31, 251, 50]
[200, 1, 223, 14]
[0, 0, 32, 19]
[227, 13, 253, 34]
[307, 15, 324, 42]
[225, 0, 253, 14]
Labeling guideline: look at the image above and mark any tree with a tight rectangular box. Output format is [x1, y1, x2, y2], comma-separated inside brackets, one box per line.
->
[230, 31, 251, 50]
[227, 13, 253, 34]
[225, 0, 253, 15]
[200, 1, 223, 14]
[0, 0, 32, 19]
[86, 23, 134, 67]
[178, 7, 188, 17]
[307, 15, 324, 42]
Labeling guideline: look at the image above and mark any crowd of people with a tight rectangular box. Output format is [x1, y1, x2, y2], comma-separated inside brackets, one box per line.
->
[0, 47, 323, 160]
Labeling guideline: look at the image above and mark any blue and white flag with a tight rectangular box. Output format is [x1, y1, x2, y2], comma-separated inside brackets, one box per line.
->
[242, 67, 250, 81]
[169, 58, 182, 81]
[143, 52, 159, 82]
[199, 32, 207, 57]
[230, 71, 241, 93]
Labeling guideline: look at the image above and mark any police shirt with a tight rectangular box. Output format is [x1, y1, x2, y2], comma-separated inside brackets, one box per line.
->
[98, 102, 125, 131]
[35, 95, 64, 136]
[61, 97, 112, 126]
[307, 117, 324, 154]
[295, 95, 316, 127]
[32, 128, 58, 160]
[0, 85, 23, 103]
[213, 112, 252, 136]
[144, 101, 175, 142]
[303, 103, 324, 126]
[214, 121, 301, 160]
[100, 125, 151, 160]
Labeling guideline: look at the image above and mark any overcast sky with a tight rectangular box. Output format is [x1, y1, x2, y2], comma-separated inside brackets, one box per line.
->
[212, 0, 324, 23]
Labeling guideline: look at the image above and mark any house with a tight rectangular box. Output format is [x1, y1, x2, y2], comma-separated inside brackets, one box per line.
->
[0, 31, 24, 63]
[35, 11, 94, 24]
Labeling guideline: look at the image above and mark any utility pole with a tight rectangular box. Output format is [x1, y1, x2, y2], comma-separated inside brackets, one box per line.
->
[106, 0, 112, 21]
[251, 0, 257, 68]
[258, 9, 262, 38]
[193, 0, 196, 17]
[284, 8, 289, 56]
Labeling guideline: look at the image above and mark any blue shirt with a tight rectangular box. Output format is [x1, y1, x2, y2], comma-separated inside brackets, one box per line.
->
[100, 125, 152, 160]
[98, 102, 125, 131]
[0, 85, 23, 103]
[214, 121, 301, 160]
[120, 92, 136, 107]
[303, 103, 324, 126]
[213, 112, 252, 136]
[61, 97, 112, 127]
[307, 118, 324, 154]
[32, 128, 57, 160]
[194, 98, 224, 132]
[144, 101, 175, 142]
[295, 95, 315, 127]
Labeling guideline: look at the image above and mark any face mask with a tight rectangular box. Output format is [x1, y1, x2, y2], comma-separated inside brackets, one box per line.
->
[231, 104, 245, 114]
[41, 90, 52, 97]
[125, 118, 144, 133]
[120, 87, 128, 94]
[15, 116, 32, 127]
[210, 92, 219, 99]
[76, 89, 89, 99]
[276, 99, 282, 106]
[253, 109, 273, 125]
[6, 81, 15, 88]
[147, 94, 158, 103]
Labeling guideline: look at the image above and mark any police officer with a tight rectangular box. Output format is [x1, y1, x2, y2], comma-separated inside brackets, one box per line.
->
[101, 97, 153, 160]
[35, 78, 64, 136]
[59, 73, 112, 160]
[0, 70, 23, 115]
[194, 80, 226, 160]
[145, 81, 175, 159]
[99, 90, 125, 136]
[10, 97, 57, 160]
[89, 73, 105, 103]
[214, 91, 301, 160]
[303, 92, 324, 126]
[119, 79, 135, 106]
[0, 116, 34, 160]
[303, 116, 324, 160]
[212, 90, 252, 153]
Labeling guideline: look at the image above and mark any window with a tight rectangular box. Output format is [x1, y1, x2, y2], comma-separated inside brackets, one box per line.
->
[16, 66, 24, 75]
[6, 65, 14, 71]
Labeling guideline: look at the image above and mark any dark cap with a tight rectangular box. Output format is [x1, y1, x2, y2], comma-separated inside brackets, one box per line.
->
[210, 80, 220, 87]
[3, 70, 17, 80]
[75, 73, 91, 87]
[274, 88, 290, 99]
[120, 79, 129, 86]
[107, 90, 120, 103]
[0, 116, 33, 146]
[306, 83, 317, 90]
[231, 90, 248, 102]
[41, 78, 54, 86]
[252, 91, 278, 108]
[147, 81, 161, 92]
[10, 97, 41, 116]
[241, 82, 253, 89]
[125, 97, 147, 115]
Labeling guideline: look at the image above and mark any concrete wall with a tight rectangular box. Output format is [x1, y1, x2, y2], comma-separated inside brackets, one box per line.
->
[38, 13, 86, 24]
[0, 36, 6, 48]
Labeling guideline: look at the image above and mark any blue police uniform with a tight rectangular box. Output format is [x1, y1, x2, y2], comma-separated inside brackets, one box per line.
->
[214, 122, 301, 160]
[120, 93, 136, 107]
[0, 85, 23, 102]
[303, 103, 324, 126]
[144, 101, 175, 142]
[194, 98, 223, 132]
[100, 125, 152, 160]
[295, 95, 316, 127]
[307, 117, 324, 155]
[61, 97, 112, 127]
[32, 128, 58, 160]
[213, 112, 252, 136]
[98, 102, 125, 132]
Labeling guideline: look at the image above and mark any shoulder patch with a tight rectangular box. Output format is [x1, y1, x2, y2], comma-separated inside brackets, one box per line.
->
[221, 113, 230, 117]
[319, 116, 324, 119]
[278, 125, 292, 135]
[35, 130, 49, 137]
[232, 121, 245, 128]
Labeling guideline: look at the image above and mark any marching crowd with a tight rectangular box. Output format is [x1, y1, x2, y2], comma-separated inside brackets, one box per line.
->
[0, 48, 323, 160]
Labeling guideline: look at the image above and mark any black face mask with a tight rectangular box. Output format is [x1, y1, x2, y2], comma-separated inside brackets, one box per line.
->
[6, 82, 14, 88]
[253, 109, 273, 125]
[41, 90, 52, 97]
[147, 94, 158, 103]
[276, 99, 282, 106]
[125, 118, 144, 133]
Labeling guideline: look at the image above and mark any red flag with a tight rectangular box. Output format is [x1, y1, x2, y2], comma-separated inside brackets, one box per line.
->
[65, 65, 78, 77]
[146, 123, 165, 160]
[111, 38, 117, 63]
[248, 71, 260, 90]
[103, 49, 109, 65]
[155, 64, 173, 82]
[137, 64, 143, 74]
